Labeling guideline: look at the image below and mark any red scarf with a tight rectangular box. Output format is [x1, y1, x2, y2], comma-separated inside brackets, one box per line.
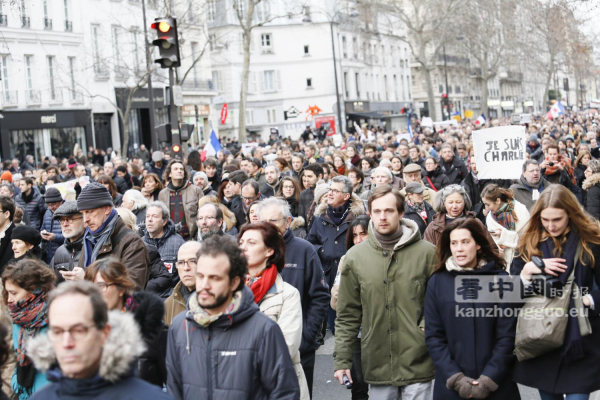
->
[337, 165, 346, 176]
[247, 264, 278, 304]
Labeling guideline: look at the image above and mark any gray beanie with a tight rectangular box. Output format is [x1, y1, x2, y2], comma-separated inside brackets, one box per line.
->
[44, 187, 63, 203]
[53, 201, 81, 219]
[313, 180, 330, 205]
[193, 171, 208, 184]
[77, 182, 114, 211]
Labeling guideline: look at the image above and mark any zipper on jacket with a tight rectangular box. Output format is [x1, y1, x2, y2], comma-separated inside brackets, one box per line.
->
[207, 327, 213, 400]
[69, 248, 75, 271]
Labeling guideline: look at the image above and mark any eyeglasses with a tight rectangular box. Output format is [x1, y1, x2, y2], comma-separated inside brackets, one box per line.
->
[282, 185, 295, 190]
[59, 217, 83, 225]
[48, 324, 96, 342]
[328, 188, 344, 195]
[197, 216, 217, 222]
[176, 259, 198, 268]
[242, 195, 258, 201]
[95, 282, 117, 293]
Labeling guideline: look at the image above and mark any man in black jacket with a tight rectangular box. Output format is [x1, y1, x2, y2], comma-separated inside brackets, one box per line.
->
[257, 197, 330, 397]
[49, 201, 85, 282]
[166, 235, 299, 400]
[15, 177, 46, 229]
[103, 161, 129, 194]
[298, 163, 323, 229]
[439, 143, 468, 185]
[0, 195, 15, 273]
[226, 170, 249, 229]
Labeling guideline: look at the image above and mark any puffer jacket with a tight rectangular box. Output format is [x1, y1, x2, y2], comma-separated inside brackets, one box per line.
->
[142, 220, 185, 288]
[49, 235, 83, 283]
[158, 182, 203, 240]
[15, 190, 46, 229]
[334, 219, 438, 385]
[306, 193, 365, 288]
[166, 286, 300, 400]
[40, 209, 64, 263]
[259, 274, 309, 400]
[27, 312, 172, 400]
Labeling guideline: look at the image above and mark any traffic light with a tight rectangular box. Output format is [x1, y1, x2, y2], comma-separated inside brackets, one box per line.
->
[171, 127, 182, 155]
[156, 123, 172, 142]
[151, 17, 181, 68]
[180, 124, 195, 141]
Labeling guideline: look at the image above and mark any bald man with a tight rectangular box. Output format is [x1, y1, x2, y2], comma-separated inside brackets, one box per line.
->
[164, 241, 202, 325]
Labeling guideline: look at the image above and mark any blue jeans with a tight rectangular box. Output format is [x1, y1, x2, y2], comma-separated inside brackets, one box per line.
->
[539, 391, 589, 400]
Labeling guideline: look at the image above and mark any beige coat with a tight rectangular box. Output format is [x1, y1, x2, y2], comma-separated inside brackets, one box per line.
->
[259, 274, 309, 400]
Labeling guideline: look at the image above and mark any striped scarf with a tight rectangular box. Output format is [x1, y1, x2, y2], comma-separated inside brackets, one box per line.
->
[491, 201, 516, 231]
[8, 287, 49, 366]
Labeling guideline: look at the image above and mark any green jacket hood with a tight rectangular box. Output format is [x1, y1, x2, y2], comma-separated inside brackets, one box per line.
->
[367, 218, 421, 251]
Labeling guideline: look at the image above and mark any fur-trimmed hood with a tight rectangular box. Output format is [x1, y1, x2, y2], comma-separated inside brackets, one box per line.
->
[290, 216, 305, 230]
[26, 311, 146, 383]
[314, 193, 365, 217]
[583, 173, 600, 190]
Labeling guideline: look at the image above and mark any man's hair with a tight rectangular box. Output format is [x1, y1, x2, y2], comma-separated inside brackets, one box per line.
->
[203, 157, 218, 168]
[148, 201, 170, 221]
[162, 159, 189, 183]
[124, 190, 148, 211]
[0, 196, 14, 222]
[256, 196, 292, 220]
[363, 143, 377, 153]
[197, 235, 248, 292]
[371, 166, 393, 181]
[46, 166, 59, 175]
[48, 281, 109, 330]
[368, 185, 405, 214]
[348, 167, 364, 183]
[241, 179, 260, 195]
[546, 144, 559, 153]
[22, 177, 34, 187]
[440, 143, 453, 152]
[116, 165, 127, 174]
[228, 170, 249, 186]
[0, 184, 14, 196]
[304, 163, 324, 178]
[332, 175, 353, 194]
[199, 202, 223, 221]
[248, 157, 262, 170]
[291, 152, 305, 161]
[522, 159, 539, 172]
[457, 143, 467, 151]
[265, 164, 280, 174]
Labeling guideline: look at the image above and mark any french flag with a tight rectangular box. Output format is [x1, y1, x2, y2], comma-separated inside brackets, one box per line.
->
[201, 130, 222, 162]
[546, 101, 565, 120]
[474, 113, 486, 127]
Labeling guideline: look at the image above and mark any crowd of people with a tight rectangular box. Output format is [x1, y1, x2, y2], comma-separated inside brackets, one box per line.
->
[0, 110, 598, 399]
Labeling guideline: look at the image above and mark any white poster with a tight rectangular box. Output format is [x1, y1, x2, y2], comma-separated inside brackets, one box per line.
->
[473, 126, 526, 180]
[241, 142, 258, 156]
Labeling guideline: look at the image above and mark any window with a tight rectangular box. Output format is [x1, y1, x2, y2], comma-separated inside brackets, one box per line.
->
[344, 72, 348, 98]
[384, 75, 388, 101]
[248, 71, 257, 93]
[112, 26, 121, 70]
[355, 73, 360, 98]
[212, 70, 222, 92]
[352, 37, 358, 59]
[69, 57, 76, 99]
[43, 0, 49, 19]
[20, 0, 26, 17]
[91, 25, 100, 65]
[263, 70, 274, 91]
[439, 84, 444, 94]
[1, 55, 9, 92]
[47, 56, 56, 100]
[209, 34, 217, 51]
[393, 75, 398, 101]
[376, 74, 380, 100]
[261, 33, 272, 53]
[207, 0, 215, 21]
[246, 110, 254, 125]
[266, 108, 276, 124]
[191, 42, 199, 84]
[64, 0, 69, 21]
[373, 45, 378, 64]
[455, 85, 461, 94]
[342, 36, 347, 58]
[255, 1, 270, 22]
[25, 55, 33, 90]
[234, 0, 245, 19]
[306, 78, 312, 88]
[304, 45, 309, 55]
[131, 29, 140, 71]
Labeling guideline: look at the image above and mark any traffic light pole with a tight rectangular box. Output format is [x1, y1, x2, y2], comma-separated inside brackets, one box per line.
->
[168, 67, 181, 155]
[141, 0, 158, 152]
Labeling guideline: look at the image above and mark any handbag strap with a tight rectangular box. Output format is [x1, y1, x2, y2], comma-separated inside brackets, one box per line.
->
[426, 176, 438, 192]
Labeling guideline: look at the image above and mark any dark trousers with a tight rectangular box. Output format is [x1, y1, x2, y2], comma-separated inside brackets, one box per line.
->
[351, 341, 369, 399]
[300, 350, 316, 399]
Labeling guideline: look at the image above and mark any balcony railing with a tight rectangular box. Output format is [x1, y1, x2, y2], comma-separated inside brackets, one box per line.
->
[21, 16, 30, 28]
[49, 88, 63, 104]
[65, 20, 73, 31]
[44, 18, 52, 30]
[25, 89, 41, 105]
[94, 63, 110, 80]
[0, 15, 7, 26]
[181, 79, 214, 91]
[69, 90, 84, 104]
[1, 91, 18, 107]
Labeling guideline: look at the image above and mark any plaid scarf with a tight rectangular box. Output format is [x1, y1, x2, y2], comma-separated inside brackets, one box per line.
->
[168, 181, 190, 238]
[407, 200, 428, 221]
[188, 290, 243, 327]
[8, 287, 49, 366]
[491, 201, 516, 231]
[543, 155, 577, 185]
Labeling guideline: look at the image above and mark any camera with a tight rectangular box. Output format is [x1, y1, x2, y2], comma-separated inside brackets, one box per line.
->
[531, 256, 564, 298]
[548, 161, 554, 167]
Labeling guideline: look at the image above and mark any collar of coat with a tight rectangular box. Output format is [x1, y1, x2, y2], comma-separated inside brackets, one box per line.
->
[367, 218, 421, 251]
[583, 173, 600, 190]
[26, 311, 145, 383]
[314, 192, 365, 218]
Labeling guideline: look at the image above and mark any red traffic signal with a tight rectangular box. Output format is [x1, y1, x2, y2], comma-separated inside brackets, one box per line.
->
[172, 144, 181, 153]
[152, 21, 172, 33]
[442, 93, 448, 99]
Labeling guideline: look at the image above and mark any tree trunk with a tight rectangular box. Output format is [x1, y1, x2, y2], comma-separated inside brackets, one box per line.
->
[423, 66, 437, 121]
[481, 75, 489, 120]
[121, 108, 130, 159]
[238, 29, 251, 144]
[542, 53, 555, 109]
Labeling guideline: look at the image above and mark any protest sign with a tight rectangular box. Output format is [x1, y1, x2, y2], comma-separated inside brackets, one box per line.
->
[48, 176, 90, 201]
[241, 142, 258, 156]
[473, 126, 526, 180]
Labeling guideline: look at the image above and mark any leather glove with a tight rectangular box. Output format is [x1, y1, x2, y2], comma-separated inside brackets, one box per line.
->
[446, 372, 474, 399]
[470, 375, 499, 399]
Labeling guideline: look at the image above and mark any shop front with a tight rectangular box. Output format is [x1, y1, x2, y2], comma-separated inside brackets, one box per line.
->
[181, 104, 210, 145]
[0, 109, 93, 164]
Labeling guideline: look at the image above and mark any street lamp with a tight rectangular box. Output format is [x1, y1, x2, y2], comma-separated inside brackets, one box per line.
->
[303, 9, 359, 137]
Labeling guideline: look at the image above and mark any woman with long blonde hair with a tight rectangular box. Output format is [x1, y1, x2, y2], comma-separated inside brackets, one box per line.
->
[511, 184, 600, 400]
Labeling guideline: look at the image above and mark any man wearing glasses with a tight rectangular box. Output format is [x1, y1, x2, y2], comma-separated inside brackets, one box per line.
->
[49, 201, 85, 282]
[196, 203, 224, 241]
[164, 241, 201, 325]
[40, 187, 65, 263]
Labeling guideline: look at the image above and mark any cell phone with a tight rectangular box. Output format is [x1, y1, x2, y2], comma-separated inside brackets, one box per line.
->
[343, 374, 353, 389]
[41, 230, 48, 235]
[57, 266, 69, 272]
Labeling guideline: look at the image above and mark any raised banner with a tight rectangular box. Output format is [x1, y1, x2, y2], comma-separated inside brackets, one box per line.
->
[473, 126, 526, 180]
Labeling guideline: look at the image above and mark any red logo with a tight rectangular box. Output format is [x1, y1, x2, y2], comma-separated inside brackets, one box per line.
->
[220, 103, 228, 125]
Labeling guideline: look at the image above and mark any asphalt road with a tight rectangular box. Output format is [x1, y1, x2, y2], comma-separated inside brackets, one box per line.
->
[313, 332, 600, 400]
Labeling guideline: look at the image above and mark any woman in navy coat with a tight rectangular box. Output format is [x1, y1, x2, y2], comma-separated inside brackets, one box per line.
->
[425, 217, 520, 400]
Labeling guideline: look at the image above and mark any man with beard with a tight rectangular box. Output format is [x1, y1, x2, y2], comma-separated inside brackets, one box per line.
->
[196, 203, 224, 241]
[510, 159, 551, 212]
[439, 144, 468, 185]
[262, 164, 281, 198]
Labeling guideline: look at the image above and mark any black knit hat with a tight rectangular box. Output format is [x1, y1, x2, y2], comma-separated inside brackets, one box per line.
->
[12, 225, 42, 247]
[44, 187, 63, 204]
[77, 182, 114, 211]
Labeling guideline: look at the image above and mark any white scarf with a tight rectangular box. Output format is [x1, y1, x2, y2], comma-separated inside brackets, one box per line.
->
[445, 256, 487, 272]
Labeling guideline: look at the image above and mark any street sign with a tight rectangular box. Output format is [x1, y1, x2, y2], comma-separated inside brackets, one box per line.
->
[284, 106, 300, 120]
[173, 85, 183, 107]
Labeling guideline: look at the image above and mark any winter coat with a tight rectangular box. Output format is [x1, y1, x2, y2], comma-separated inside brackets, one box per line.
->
[40, 209, 64, 263]
[425, 262, 520, 400]
[583, 173, 600, 220]
[0, 223, 15, 274]
[510, 244, 600, 394]
[399, 184, 437, 207]
[164, 281, 190, 326]
[158, 182, 203, 240]
[334, 219, 437, 385]
[166, 286, 300, 400]
[575, 164, 587, 188]
[113, 193, 123, 207]
[510, 178, 551, 213]
[290, 216, 307, 240]
[11, 325, 50, 399]
[485, 200, 530, 266]
[403, 202, 435, 237]
[252, 169, 269, 194]
[306, 193, 365, 288]
[15, 190, 46, 229]
[113, 175, 129, 195]
[262, 180, 280, 198]
[424, 212, 491, 247]
[541, 169, 582, 203]
[143, 242, 175, 298]
[132, 207, 147, 231]
[142, 220, 185, 288]
[27, 312, 172, 400]
[228, 195, 246, 230]
[422, 167, 450, 192]
[49, 236, 83, 283]
[78, 217, 150, 291]
[147, 161, 166, 181]
[298, 188, 314, 229]
[202, 187, 218, 197]
[440, 156, 469, 185]
[258, 274, 309, 400]
[281, 228, 330, 353]
[132, 292, 168, 387]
